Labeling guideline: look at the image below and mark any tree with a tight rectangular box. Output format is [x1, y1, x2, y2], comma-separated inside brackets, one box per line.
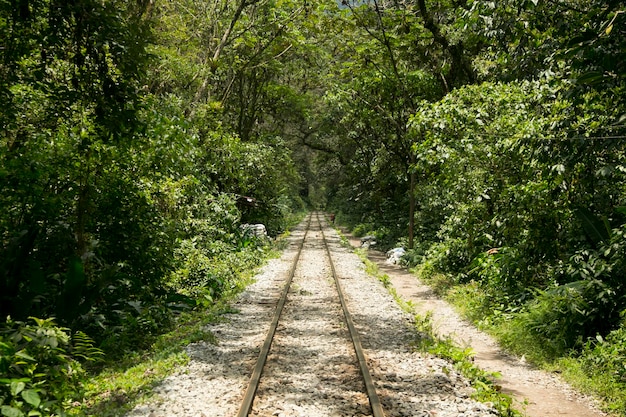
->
[320, 0, 448, 246]
[1, 0, 154, 323]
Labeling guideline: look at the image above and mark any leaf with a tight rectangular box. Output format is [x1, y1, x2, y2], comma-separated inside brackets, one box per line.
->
[10, 381, 25, 396]
[14, 351, 35, 362]
[1, 406, 24, 417]
[575, 207, 611, 246]
[605, 24, 613, 35]
[575, 71, 605, 86]
[0, 378, 29, 385]
[596, 165, 614, 177]
[21, 390, 41, 408]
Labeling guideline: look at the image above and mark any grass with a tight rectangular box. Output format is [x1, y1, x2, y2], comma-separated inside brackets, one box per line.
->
[555, 355, 626, 415]
[412, 264, 457, 296]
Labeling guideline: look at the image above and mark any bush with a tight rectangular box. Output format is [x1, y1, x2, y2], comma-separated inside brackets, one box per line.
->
[466, 246, 533, 293]
[0, 317, 101, 417]
[97, 300, 176, 356]
[421, 238, 470, 278]
[509, 278, 619, 357]
[581, 324, 626, 380]
[351, 223, 373, 238]
[401, 246, 426, 268]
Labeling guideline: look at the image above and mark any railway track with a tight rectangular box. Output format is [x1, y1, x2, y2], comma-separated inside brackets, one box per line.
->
[125, 212, 498, 417]
[237, 212, 385, 417]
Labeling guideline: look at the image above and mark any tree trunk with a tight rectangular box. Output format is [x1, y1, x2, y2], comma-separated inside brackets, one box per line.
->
[408, 164, 416, 250]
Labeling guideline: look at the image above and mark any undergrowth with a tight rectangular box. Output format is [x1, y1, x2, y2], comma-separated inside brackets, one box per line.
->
[73, 303, 229, 416]
[0, 317, 102, 417]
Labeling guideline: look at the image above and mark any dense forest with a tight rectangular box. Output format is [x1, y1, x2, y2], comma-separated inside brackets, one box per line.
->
[1, 0, 625, 415]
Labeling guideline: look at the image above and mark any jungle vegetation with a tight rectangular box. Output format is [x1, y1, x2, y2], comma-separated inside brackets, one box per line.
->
[1, 0, 625, 415]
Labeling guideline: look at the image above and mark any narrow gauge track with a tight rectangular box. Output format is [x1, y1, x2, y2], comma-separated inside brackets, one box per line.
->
[237, 212, 385, 417]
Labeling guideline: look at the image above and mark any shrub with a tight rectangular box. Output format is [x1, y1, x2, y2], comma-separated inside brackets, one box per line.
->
[421, 238, 470, 278]
[351, 223, 373, 238]
[0, 317, 101, 417]
[466, 246, 528, 293]
[510, 279, 619, 357]
[581, 324, 626, 381]
[97, 300, 176, 356]
[401, 246, 426, 268]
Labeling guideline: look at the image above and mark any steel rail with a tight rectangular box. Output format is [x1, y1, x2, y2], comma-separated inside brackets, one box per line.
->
[236, 214, 312, 417]
[237, 212, 385, 417]
[317, 212, 386, 417]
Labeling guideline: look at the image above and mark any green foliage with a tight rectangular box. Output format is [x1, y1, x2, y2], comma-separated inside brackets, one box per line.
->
[403, 74, 626, 351]
[423, 238, 471, 279]
[317, 4, 626, 412]
[505, 280, 615, 357]
[351, 224, 374, 238]
[578, 324, 626, 414]
[442, 276, 626, 415]
[1, 0, 625, 411]
[0, 0, 158, 327]
[303, 1, 626, 413]
[97, 301, 175, 358]
[498, 222, 626, 357]
[400, 246, 426, 268]
[0, 317, 101, 417]
[0, 0, 308, 358]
